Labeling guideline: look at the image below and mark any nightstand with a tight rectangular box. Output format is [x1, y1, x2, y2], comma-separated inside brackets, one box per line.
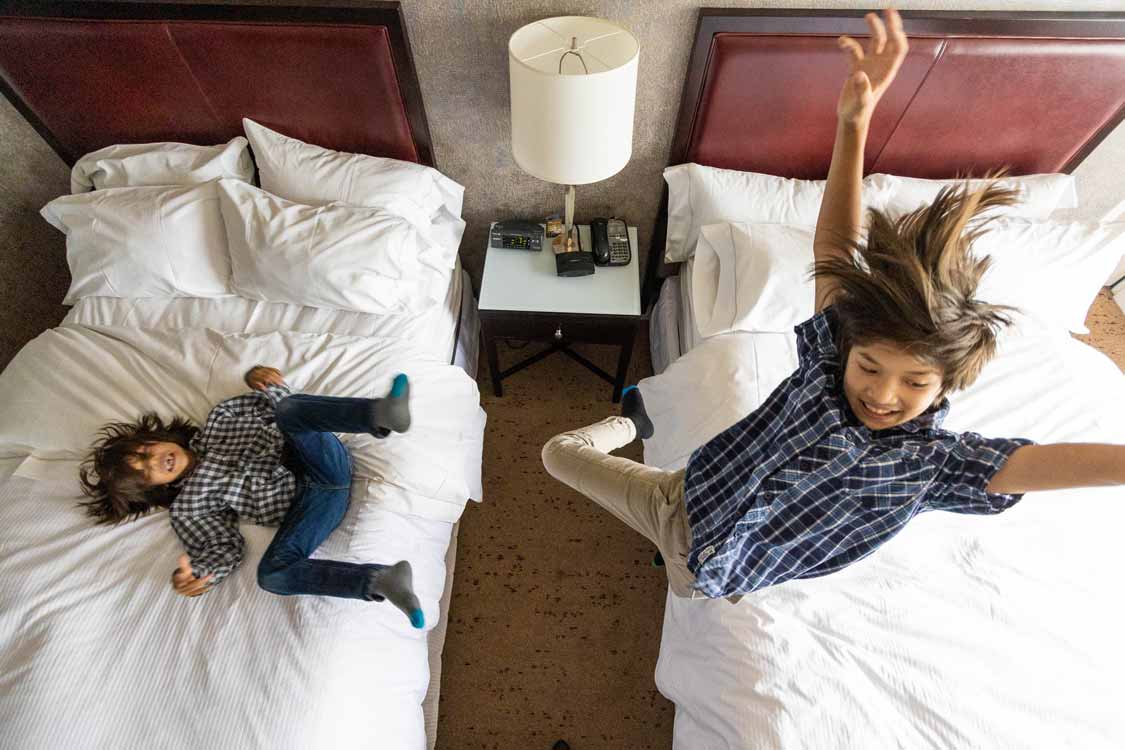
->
[478, 223, 642, 402]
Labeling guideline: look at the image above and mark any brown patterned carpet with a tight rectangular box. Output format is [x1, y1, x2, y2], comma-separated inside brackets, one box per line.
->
[436, 288, 1125, 750]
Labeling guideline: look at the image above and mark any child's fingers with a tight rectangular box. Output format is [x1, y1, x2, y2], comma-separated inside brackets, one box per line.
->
[885, 8, 905, 39]
[838, 36, 864, 67]
[866, 12, 887, 55]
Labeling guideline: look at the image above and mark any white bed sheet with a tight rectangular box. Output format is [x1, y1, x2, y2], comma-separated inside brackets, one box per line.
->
[640, 323, 1125, 749]
[0, 269, 483, 750]
[62, 260, 465, 363]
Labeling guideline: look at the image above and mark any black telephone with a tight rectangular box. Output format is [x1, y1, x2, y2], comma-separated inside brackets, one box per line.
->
[590, 217, 631, 266]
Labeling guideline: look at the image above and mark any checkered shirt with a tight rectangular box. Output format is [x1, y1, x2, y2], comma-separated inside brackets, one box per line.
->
[170, 384, 295, 583]
[682, 308, 1033, 599]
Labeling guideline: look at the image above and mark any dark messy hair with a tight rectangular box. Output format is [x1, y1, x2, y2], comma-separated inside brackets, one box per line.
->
[812, 178, 1020, 397]
[78, 414, 199, 525]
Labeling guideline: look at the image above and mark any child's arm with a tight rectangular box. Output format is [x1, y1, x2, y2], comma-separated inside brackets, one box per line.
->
[814, 9, 908, 312]
[245, 364, 287, 391]
[987, 443, 1125, 494]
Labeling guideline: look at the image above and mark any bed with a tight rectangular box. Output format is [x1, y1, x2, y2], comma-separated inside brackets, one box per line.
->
[640, 10, 1125, 749]
[0, 2, 483, 749]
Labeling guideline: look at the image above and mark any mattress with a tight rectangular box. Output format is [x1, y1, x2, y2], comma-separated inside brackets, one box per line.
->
[0, 267, 482, 750]
[639, 321, 1125, 750]
[649, 267, 700, 376]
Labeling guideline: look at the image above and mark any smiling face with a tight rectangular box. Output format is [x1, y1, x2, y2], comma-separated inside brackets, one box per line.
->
[842, 341, 945, 431]
[125, 441, 196, 487]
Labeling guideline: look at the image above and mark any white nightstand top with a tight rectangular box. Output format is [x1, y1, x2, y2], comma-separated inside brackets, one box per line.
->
[479, 224, 641, 316]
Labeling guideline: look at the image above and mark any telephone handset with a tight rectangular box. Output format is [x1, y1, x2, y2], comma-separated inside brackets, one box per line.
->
[590, 218, 631, 266]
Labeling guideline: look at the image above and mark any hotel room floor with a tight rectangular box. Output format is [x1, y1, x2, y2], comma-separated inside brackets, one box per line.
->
[438, 289, 1125, 750]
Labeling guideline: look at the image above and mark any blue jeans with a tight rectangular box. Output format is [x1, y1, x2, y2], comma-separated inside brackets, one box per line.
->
[256, 395, 384, 600]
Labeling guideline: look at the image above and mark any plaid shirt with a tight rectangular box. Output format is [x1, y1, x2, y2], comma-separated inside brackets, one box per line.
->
[170, 384, 295, 584]
[683, 308, 1033, 599]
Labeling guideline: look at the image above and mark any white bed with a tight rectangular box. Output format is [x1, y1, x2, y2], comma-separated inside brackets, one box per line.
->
[643, 272, 1125, 749]
[0, 263, 484, 750]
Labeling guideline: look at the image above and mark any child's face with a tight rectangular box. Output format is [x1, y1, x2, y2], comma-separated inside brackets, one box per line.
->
[843, 341, 944, 431]
[125, 441, 195, 486]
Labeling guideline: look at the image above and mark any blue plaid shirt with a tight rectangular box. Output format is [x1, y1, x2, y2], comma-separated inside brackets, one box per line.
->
[683, 308, 1033, 599]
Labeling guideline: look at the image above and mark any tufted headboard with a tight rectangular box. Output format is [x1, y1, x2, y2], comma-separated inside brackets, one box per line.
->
[0, 0, 435, 166]
[645, 9, 1125, 307]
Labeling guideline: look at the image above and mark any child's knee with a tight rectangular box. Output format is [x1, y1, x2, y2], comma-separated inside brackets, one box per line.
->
[274, 396, 296, 431]
[541, 435, 571, 478]
[256, 560, 287, 595]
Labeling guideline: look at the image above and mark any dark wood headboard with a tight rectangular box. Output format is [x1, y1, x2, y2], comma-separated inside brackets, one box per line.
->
[0, 0, 435, 166]
[644, 9, 1125, 307]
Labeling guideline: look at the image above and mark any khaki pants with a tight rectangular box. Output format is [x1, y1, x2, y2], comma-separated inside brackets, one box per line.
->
[541, 417, 699, 598]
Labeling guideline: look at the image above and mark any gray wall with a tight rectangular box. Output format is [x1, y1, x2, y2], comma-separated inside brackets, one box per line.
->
[2, 0, 1123, 368]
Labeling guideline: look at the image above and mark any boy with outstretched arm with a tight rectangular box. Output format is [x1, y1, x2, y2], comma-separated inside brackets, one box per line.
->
[541, 8, 1125, 602]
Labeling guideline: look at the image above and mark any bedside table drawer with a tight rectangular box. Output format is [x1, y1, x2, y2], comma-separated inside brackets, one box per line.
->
[481, 311, 637, 345]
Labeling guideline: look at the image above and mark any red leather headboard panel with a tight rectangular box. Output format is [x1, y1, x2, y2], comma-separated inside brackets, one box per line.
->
[870, 38, 1125, 177]
[690, 35, 944, 178]
[643, 10, 1125, 305]
[677, 12, 1125, 179]
[0, 3, 432, 166]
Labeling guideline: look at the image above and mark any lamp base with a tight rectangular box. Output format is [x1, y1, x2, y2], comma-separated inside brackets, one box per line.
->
[552, 225, 592, 276]
[551, 225, 582, 254]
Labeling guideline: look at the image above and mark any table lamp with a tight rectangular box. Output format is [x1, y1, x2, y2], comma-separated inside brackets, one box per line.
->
[509, 16, 639, 275]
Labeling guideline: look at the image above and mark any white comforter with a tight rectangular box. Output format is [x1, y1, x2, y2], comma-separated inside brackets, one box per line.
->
[641, 324, 1125, 750]
[0, 323, 486, 750]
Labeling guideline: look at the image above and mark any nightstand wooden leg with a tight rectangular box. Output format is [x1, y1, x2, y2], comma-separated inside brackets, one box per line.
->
[484, 330, 503, 397]
[612, 330, 636, 403]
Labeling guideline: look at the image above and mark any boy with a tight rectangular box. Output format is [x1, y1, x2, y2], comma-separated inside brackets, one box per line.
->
[79, 366, 425, 628]
[541, 8, 1125, 601]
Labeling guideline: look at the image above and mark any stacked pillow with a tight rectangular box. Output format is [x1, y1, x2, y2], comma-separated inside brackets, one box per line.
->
[41, 122, 466, 315]
[674, 164, 1121, 340]
[663, 163, 1080, 264]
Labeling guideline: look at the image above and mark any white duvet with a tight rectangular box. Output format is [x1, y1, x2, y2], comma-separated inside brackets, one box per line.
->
[0, 323, 486, 750]
[641, 323, 1125, 750]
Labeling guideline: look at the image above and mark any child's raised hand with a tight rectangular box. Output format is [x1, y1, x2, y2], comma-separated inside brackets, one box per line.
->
[244, 365, 286, 391]
[836, 9, 908, 125]
[171, 553, 213, 598]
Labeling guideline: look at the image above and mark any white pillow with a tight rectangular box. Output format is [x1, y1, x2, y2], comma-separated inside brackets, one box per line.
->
[40, 183, 232, 303]
[216, 180, 454, 314]
[70, 137, 254, 193]
[243, 118, 464, 221]
[692, 222, 815, 337]
[866, 173, 1078, 221]
[973, 218, 1125, 334]
[689, 217, 1124, 338]
[662, 163, 890, 263]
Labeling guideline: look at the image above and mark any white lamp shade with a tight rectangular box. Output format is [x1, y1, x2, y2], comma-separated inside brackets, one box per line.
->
[509, 16, 639, 186]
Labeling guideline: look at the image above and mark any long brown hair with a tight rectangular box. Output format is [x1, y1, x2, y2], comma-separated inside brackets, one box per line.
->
[78, 414, 198, 524]
[812, 180, 1019, 397]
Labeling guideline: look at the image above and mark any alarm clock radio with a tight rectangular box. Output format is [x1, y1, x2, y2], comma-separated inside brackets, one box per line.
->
[490, 220, 544, 251]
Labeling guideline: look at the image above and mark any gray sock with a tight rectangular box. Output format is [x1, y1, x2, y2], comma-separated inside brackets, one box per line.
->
[364, 560, 424, 629]
[369, 373, 411, 435]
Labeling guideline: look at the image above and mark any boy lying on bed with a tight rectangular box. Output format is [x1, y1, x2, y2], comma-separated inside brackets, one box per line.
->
[78, 366, 426, 629]
[542, 8, 1125, 603]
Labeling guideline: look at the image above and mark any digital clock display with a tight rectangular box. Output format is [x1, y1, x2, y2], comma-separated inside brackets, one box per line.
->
[491, 221, 543, 251]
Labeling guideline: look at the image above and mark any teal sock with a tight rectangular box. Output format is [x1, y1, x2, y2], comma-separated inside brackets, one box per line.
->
[370, 373, 411, 435]
[621, 385, 653, 440]
[365, 560, 424, 629]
